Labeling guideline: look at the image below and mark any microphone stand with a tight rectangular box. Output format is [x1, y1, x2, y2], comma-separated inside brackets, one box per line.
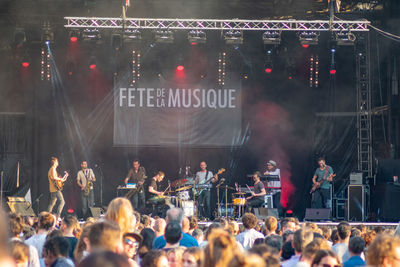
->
[34, 194, 43, 216]
[95, 164, 104, 207]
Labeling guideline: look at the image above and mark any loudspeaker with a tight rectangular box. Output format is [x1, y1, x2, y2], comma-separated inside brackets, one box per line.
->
[7, 201, 36, 217]
[305, 208, 330, 220]
[263, 195, 274, 208]
[254, 208, 278, 219]
[348, 185, 365, 221]
[89, 207, 103, 219]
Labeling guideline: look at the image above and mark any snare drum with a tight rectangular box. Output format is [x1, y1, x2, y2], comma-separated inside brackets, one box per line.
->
[178, 190, 190, 201]
[233, 198, 246, 205]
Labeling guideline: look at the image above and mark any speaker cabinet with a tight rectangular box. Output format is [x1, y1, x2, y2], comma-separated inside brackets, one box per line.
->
[305, 208, 331, 220]
[254, 208, 278, 219]
[347, 185, 365, 221]
[7, 201, 36, 217]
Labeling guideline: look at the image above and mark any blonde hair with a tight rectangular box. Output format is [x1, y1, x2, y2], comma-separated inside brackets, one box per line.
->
[203, 229, 240, 267]
[105, 197, 134, 234]
[366, 234, 400, 267]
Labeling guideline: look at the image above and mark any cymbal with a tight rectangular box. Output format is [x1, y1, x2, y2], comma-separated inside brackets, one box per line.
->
[233, 192, 246, 195]
[175, 185, 193, 192]
[163, 190, 175, 194]
[218, 185, 235, 190]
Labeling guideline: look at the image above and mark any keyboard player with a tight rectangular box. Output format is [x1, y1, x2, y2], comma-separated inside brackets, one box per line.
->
[264, 160, 282, 215]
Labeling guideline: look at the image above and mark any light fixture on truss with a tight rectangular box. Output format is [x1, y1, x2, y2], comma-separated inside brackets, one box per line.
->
[155, 29, 174, 43]
[335, 30, 356, 46]
[82, 28, 101, 41]
[298, 31, 319, 46]
[262, 31, 281, 45]
[188, 30, 206, 44]
[223, 30, 243, 45]
[124, 29, 141, 42]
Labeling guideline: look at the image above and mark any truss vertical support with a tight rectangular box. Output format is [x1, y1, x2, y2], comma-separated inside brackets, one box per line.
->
[356, 33, 373, 181]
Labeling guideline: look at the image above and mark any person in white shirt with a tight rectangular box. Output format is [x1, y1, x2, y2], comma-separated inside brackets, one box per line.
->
[236, 213, 264, 250]
[331, 222, 351, 263]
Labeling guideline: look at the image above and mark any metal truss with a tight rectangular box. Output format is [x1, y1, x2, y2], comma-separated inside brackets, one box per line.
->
[64, 17, 370, 32]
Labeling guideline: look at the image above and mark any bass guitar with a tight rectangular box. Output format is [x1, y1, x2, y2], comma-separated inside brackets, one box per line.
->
[195, 168, 225, 195]
[310, 174, 336, 194]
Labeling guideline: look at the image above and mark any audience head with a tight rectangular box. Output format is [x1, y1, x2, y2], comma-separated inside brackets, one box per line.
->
[77, 250, 131, 267]
[188, 216, 198, 231]
[166, 246, 185, 267]
[43, 236, 70, 267]
[182, 247, 203, 267]
[138, 228, 156, 259]
[311, 250, 341, 267]
[348, 236, 365, 256]
[182, 217, 190, 233]
[249, 244, 280, 267]
[203, 229, 239, 267]
[242, 213, 258, 230]
[38, 211, 55, 231]
[293, 228, 314, 253]
[265, 216, 278, 234]
[122, 232, 142, 259]
[165, 222, 182, 246]
[281, 217, 297, 232]
[337, 222, 351, 241]
[166, 208, 184, 224]
[87, 221, 123, 254]
[154, 218, 167, 236]
[8, 213, 24, 237]
[366, 234, 400, 267]
[141, 250, 169, 267]
[62, 215, 78, 233]
[105, 197, 134, 234]
[301, 238, 331, 264]
[265, 235, 283, 254]
[192, 229, 204, 244]
[9, 240, 29, 267]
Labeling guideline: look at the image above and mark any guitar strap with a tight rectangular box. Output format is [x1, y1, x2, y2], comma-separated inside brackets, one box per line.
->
[321, 165, 330, 182]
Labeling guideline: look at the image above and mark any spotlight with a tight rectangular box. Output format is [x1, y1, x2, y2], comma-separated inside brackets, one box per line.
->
[176, 65, 184, 71]
[188, 30, 206, 45]
[21, 62, 29, 68]
[298, 31, 319, 46]
[82, 28, 101, 41]
[41, 21, 54, 44]
[69, 30, 79, 42]
[302, 44, 310, 48]
[89, 64, 97, 70]
[124, 29, 141, 42]
[264, 67, 272, 74]
[262, 31, 281, 45]
[89, 56, 97, 70]
[330, 69, 336, 75]
[155, 29, 174, 43]
[21, 53, 30, 68]
[223, 30, 243, 45]
[335, 31, 356, 46]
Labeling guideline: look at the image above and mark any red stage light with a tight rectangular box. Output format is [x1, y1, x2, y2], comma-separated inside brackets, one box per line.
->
[68, 71, 73, 76]
[288, 76, 292, 80]
[70, 36, 78, 42]
[21, 62, 29, 68]
[302, 44, 310, 48]
[330, 69, 337, 75]
[89, 64, 97, 70]
[177, 65, 184, 71]
[67, 209, 74, 213]
[286, 210, 293, 214]
[264, 68, 272, 74]
[191, 42, 197, 46]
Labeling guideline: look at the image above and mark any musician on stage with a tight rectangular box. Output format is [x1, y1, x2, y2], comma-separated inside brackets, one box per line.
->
[148, 171, 169, 217]
[264, 160, 282, 215]
[124, 159, 147, 210]
[76, 161, 96, 218]
[245, 171, 266, 212]
[195, 161, 218, 219]
[148, 171, 166, 196]
[47, 157, 68, 219]
[311, 157, 334, 209]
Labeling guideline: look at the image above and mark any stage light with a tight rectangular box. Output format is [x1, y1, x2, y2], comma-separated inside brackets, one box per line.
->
[335, 30, 356, 46]
[299, 31, 319, 46]
[67, 209, 74, 213]
[82, 28, 101, 41]
[21, 62, 29, 68]
[302, 44, 310, 48]
[124, 29, 141, 42]
[89, 64, 96, 70]
[176, 65, 184, 71]
[330, 69, 337, 75]
[262, 31, 281, 45]
[224, 30, 243, 45]
[131, 50, 141, 85]
[155, 29, 174, 43]
[41, 21, 54, 44]
[70, 36, 78, 42]
[217, 52, 226, 87]
[188, 30, 206, 45]
[265, 68, 272, 74]
[69, 30, 79, 42]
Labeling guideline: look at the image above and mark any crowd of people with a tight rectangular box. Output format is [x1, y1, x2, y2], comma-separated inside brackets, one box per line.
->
[1, 196, 400, 267]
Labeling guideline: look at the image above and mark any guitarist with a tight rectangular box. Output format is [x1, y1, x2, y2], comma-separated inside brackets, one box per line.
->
[47, 157, 69, 219]
[124, 159, 147, 210]
[311, 157, 334, 209]
[195, 161, 218, 219]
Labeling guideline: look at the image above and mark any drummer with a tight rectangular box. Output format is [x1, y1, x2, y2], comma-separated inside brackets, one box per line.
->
[148, 171, 169, 217]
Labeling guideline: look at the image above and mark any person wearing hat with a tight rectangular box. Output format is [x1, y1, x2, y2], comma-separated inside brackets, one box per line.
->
[264, 160, 282, 216]
[123, 231, 142, 265]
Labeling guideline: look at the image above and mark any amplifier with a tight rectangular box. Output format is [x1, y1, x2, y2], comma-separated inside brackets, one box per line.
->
[263, 194, 273, 208]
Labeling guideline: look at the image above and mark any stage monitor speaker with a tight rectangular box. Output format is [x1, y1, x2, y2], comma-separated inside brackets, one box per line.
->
[254, 208, 278, 219]
[347, 185, 365, 221]
[305, 208, 330, 220]
[7, 201, 35, 217]
[89, 207, 103, 219]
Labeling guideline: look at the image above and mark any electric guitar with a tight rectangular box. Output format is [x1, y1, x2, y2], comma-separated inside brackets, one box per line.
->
[54, 171, 69, 191]
[310, 174, 336, 194]
[195, 168, 225, 195]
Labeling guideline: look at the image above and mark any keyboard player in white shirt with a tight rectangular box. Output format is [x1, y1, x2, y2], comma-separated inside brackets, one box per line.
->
[264, 160, 282, 216]
[195, 161, 218, 219]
